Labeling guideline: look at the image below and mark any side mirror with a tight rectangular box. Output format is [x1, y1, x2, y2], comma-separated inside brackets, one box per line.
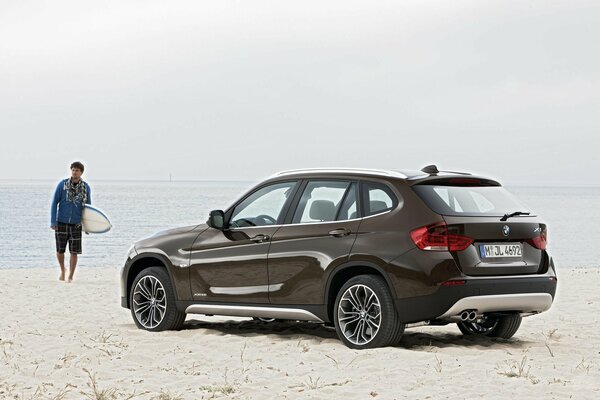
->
[207, 210, 225, 230]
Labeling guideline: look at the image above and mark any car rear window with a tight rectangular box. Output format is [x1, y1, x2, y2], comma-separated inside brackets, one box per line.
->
[412, 183, 531, 217]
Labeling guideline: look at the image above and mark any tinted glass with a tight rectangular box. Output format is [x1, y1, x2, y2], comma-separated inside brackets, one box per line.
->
[412, 185, 531, 216]
[230, 182, 295, 227]
[292, 181, 350, 223]
[363, 182, 397, 216]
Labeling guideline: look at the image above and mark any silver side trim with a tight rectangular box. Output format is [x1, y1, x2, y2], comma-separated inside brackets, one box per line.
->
[185, 304, 324, 322]
[226, 209, 393, 231]
[437, 293, 553, 319]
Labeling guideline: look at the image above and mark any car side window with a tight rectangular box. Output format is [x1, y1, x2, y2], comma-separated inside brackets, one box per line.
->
[363, 182, 398, 216]
[230, 182, 296, 228]
[292, 181, 350, 224]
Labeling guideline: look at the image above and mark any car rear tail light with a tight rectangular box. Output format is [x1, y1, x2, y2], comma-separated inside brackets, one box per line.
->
[527, 228, 547, 250]
[410, 222, 474, 251]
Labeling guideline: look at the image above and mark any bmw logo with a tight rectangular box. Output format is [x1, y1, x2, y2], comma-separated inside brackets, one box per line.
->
[502, 225, 510, 237]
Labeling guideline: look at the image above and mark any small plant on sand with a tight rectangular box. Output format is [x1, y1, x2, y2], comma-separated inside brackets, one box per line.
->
[150, 390, 183, 400]
[544, 342, 555, 358]
[86, 331, 129, 358]
[199, 367, 239, 397]
[433, 354, 443, 373]
[543, 328, 560, 341]
[198, 343, 260, 396]
[290, 376, 351, 392]
[496, 356, 540, 384]
[575, 357, 592, 374]
[304, 376, 322, 390]
[80, 368, 146, 400]
[54, 352, 77, 369]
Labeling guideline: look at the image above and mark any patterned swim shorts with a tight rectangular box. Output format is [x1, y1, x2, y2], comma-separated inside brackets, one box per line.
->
[55, 223, 83, 254]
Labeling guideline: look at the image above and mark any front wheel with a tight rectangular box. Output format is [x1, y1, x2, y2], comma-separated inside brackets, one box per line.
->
[333, 275, 403, 349]
[130, 267, 186, 331]
[457, 313, 522, 339]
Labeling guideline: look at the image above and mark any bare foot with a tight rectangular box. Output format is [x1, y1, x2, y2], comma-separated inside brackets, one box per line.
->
[68, 277, 73, 283]
[59, 270, 65, 281]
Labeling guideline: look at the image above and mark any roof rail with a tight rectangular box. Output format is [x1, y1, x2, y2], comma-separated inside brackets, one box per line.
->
[274, 168, 408, 179]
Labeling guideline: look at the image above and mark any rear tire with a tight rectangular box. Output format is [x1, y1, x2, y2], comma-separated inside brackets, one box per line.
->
[457, 314, 522, 339]
[333, 275, 400, 349]
[130, 267, 186, 331]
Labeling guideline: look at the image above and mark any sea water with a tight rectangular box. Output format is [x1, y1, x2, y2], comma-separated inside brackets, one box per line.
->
[0, 180, 598, 269]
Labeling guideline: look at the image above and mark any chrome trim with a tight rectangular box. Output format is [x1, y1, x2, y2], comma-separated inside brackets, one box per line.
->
[274, 168, 408, 179]
[227, 209, 394, 231]
[184, 304, 324, 322]
[458, 275, 556, 281]
[209, 283, 283, 295]
[437, 293, 553, 319]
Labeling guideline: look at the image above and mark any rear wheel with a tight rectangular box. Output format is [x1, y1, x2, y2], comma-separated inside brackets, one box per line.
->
[333, 275, 402, 349]
[130, 267, 186, 331]
[457, 314, 522, 339]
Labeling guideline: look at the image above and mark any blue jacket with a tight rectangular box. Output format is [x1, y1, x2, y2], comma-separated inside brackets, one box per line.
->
[50, 179, 92, 226]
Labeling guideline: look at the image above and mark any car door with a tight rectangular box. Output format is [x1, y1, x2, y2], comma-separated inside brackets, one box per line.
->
[267, 180, 361, 304]
[188, 181, 298, 304]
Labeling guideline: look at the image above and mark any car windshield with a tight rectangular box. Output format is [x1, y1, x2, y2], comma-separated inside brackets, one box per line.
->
[412, 184, 532, 217]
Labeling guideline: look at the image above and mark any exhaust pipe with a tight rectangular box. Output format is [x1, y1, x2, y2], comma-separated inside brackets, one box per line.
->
[459, 310, 478, 322]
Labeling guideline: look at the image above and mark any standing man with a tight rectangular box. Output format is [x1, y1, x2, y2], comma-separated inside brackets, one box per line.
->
[50, 161, 92, 282]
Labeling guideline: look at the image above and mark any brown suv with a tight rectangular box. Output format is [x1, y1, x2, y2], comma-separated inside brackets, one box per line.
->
[120, 166, 557, 349]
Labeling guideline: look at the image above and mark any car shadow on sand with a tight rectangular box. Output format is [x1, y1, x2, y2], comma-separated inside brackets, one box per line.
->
[183, 318, 533, 350]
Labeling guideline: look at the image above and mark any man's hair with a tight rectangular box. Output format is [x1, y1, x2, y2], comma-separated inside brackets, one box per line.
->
[70, 161, 85, 172]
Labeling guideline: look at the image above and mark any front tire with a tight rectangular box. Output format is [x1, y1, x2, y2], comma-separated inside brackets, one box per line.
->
[333, 275, 402, 349]
[130, 267, 186, 331]
[457, 313, 522, 339]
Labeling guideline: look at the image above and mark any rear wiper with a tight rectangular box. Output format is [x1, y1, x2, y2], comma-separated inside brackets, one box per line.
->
[501, 211, 531, 221]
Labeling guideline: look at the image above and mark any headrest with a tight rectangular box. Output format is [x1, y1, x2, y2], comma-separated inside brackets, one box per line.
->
[309, 200, 336, 221]
[370, 200, 389, 214]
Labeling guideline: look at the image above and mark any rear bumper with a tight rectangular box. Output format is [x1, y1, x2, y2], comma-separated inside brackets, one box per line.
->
[395, 274, 557, 323]
[436, 292, 553, 318]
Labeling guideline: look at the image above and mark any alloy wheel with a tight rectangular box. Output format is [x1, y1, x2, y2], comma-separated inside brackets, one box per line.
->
[133, 275, 167, 329]
[337, 284, 382, 345]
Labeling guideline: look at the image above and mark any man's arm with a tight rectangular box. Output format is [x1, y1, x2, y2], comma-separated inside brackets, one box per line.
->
[85, 183, 92, 205]
[50, 182, 62, 228]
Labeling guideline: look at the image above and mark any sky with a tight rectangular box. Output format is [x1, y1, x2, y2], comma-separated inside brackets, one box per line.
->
[1, 0, 599, 186]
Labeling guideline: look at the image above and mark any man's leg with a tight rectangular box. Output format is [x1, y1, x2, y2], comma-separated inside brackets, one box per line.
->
[68, 253, 77, 282]
[55, 224, 67, 281]
[67, 224, 82, 282]
[56, 252, 66, 281]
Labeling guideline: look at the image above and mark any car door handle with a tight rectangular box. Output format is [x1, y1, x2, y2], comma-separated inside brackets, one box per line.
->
[250, 234, 270, 243]
[329, 228, 351, 237]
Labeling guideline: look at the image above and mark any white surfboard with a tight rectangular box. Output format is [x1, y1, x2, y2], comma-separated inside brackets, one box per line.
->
[81, 205, 112, 234]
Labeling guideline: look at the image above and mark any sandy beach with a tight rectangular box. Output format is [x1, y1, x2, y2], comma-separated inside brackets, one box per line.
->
[1, 266, 599, 399]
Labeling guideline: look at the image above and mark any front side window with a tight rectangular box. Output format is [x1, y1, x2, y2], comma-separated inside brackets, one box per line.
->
[230, 182, 296, 227]
[292, 181, 352, 223]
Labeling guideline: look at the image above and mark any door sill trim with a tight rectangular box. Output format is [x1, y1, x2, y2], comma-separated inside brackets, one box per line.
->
[185, 304, 324, 322]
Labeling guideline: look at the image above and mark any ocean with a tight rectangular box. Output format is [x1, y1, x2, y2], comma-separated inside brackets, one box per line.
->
[0, 180, 598, 270]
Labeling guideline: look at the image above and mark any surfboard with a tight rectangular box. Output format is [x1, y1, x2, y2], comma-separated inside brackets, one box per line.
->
[81, 205, 112, 234]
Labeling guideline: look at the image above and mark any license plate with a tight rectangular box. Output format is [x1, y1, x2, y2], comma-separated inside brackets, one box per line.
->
[479, 243, 522, 258]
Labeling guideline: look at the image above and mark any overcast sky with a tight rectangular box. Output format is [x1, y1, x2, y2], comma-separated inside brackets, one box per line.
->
[1, 0, 598, 185]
